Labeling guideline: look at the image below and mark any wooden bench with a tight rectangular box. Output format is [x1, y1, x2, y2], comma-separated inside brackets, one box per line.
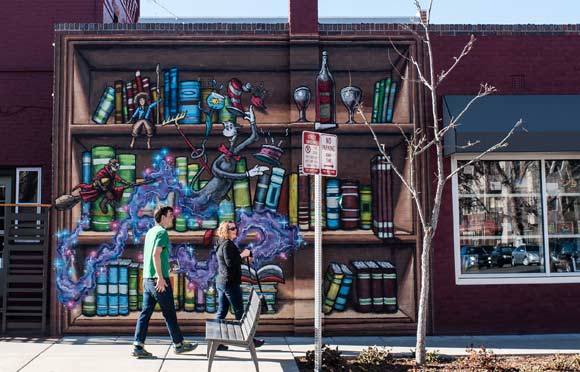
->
[205, 288, 262, 372]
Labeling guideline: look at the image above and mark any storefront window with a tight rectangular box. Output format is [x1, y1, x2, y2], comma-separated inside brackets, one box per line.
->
[545, 160, 580, 273]
[454, 156, 580, 283]
[457, 160, 544, 275]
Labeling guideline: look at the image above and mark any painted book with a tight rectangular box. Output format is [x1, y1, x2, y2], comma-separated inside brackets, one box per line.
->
[322, 263, 344, 314]
[266, 167, 285, 211]
[163, 70, 170, 120]
[107, 261, 119, 316]
[350, 260, 372, 313]
[371, 80, 381, 123]
[114, 80, 123, 124]
[96, 265, 108, 316]
[381, 76, 392, 122]
[122, 81, 128, 123]
[325, 178, 340, 230]
[288, 173, 298, 226]
[126, 80, 135, 118]
[371, 155, 393, 239]
[310, 175, 326, 230]
[375, 260, 398, 313]
[365, 260, 383, 312]
[128, 263, 139, 311]
[253, 173, 270, 210]
[340, 179, 360, 230]
[233, 158, 252, 212]
[334, 263, 353, 312]
[81, 151, 91, 229]
[298, 165, 310, 231]
[118, 259, 130, 315]
[386, 81, 398, 123]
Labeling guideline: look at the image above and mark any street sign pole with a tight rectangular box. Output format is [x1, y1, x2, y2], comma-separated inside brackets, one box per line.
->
[302, 131, 336, 372]
[314, 172, 322, 372]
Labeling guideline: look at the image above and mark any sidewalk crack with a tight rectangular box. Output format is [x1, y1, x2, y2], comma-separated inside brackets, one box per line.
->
[16, 339, 59, 372]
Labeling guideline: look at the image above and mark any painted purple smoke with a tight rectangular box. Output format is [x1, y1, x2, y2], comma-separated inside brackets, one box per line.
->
[54, 150, 303, 308]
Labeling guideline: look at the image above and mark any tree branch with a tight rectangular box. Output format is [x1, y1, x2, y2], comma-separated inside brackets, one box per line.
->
[445, 119, 525, 182]
[437, 35, 475, 86]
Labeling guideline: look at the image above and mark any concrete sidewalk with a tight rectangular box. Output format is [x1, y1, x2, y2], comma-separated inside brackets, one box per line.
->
[3, 334, 580, 372]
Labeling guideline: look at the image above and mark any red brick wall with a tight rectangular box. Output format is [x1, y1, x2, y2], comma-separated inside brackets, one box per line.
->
[0, 1, 140, 203]
[430, 35, 580, 334]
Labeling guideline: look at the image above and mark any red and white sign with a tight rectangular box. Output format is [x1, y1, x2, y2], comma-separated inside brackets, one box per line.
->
[302, 131, 338, 177]
[320, 133, 337, 176]
[302, 131, 320, 175]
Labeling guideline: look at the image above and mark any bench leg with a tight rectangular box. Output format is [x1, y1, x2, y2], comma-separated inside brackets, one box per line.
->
[248, 342, 259, 372]
[207, 341, 219, 372]
[206, 341, 213, 359]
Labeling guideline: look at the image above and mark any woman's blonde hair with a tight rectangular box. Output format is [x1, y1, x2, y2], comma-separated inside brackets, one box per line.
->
[215, 220, 235, 240]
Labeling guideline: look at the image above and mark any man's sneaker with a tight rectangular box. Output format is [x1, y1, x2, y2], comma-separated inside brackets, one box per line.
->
[132, 347, 154, 358]
[253, 339, 265, 348]
[175, 341, 198, 354]
[217, 344, 229, 351]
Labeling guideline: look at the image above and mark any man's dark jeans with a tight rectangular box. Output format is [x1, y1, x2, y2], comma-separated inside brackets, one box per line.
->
[216, 282, 244, 320]
[134, 278, 184, 347]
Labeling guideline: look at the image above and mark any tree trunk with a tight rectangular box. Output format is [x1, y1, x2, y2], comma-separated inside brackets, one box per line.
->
[415, 231, 433, 365]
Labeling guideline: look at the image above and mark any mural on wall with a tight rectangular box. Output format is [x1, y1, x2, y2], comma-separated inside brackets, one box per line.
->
[54, 67, 301, 316]
[53, 49, 409, 322]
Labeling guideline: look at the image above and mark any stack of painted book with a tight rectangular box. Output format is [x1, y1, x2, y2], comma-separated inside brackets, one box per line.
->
[350, 260, 398, 314]
[240, 264, 285, 314]
[322, 262, 353, 314]
[370, 73, 398, 123]
[81, 258, 220, 316]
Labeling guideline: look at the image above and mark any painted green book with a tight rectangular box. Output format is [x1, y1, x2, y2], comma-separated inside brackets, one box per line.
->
[381, 75, 392, 123]
[371, 80, 381, 123]
[376, 79, 386, 124]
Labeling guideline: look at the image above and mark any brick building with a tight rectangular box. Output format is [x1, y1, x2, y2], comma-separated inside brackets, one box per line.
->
[2, 0, 580, 336]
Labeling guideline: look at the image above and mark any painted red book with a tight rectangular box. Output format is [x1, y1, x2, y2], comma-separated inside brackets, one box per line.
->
[365, 260, 383, 312]
[350, 260, 372, 313]
[375, 260, 398, 313]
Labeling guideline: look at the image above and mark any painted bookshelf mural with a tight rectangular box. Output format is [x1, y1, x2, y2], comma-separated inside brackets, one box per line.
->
[52, 35, 420, 335]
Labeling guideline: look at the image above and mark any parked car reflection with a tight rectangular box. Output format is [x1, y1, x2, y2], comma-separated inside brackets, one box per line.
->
[551, 240, 580, 272]
[511, 245, 542, 266]
[490, 246, 514, 268]
[461, 245, 492, 272]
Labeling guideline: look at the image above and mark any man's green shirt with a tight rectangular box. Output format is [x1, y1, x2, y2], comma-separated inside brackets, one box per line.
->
[143, 224, 170, 278]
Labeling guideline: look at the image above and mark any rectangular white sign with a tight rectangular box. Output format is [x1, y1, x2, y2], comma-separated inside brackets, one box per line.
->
[320, 133, 338, 177]
[302, 131, 320, 175]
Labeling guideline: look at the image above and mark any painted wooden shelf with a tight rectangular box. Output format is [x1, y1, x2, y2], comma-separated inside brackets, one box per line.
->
[76, 229, 416, 245]
[70, 123, 415, 136]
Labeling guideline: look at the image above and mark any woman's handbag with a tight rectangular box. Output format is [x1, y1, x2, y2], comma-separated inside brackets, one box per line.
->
[245, 258, 271, 314]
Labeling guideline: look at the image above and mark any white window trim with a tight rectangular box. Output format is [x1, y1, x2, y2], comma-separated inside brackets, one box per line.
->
[452, 153, 580, 285]
[15, 167, 42, 209]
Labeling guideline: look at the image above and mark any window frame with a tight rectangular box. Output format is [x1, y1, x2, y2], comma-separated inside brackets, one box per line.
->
[452, 153, 580, 285]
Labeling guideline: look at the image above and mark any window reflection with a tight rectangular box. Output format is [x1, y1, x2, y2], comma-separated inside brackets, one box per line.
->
[546, 160, 580, 273]
[458, 160, 544, 274]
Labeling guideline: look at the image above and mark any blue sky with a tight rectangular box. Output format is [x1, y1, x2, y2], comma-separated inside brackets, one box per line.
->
[141, 0, 580, 24]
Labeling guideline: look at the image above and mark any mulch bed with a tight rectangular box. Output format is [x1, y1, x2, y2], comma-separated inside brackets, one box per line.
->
[296, 353, 580, 371]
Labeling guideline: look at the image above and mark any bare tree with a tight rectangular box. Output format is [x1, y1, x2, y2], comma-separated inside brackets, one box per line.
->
[357, 0, 524, 365]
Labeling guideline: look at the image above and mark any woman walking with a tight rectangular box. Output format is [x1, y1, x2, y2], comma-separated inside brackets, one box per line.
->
[214, 220, 264, 350]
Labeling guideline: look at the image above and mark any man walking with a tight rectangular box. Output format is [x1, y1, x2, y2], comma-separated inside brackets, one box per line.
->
[132, 206, 197, 358]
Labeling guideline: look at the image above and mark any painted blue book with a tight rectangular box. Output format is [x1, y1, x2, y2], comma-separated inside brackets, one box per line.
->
[81, 151, 91, 226]
[107, 261, 119, 316]
[96, 266, 108, 317]
[169, 67, 179, 117]
[325, 178, 340, 230]
[163, 70, 170, 120]
[253, 173, 270, 210]
[334, 263, 353, 311]
[381, 75, 392, 123]
[386, 81, 398, 123]
[118, 259, 130, 316]
[265, 167, 285, 212]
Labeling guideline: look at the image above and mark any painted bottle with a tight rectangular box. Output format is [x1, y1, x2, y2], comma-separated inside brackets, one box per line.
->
[315, 51, 335, 125]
